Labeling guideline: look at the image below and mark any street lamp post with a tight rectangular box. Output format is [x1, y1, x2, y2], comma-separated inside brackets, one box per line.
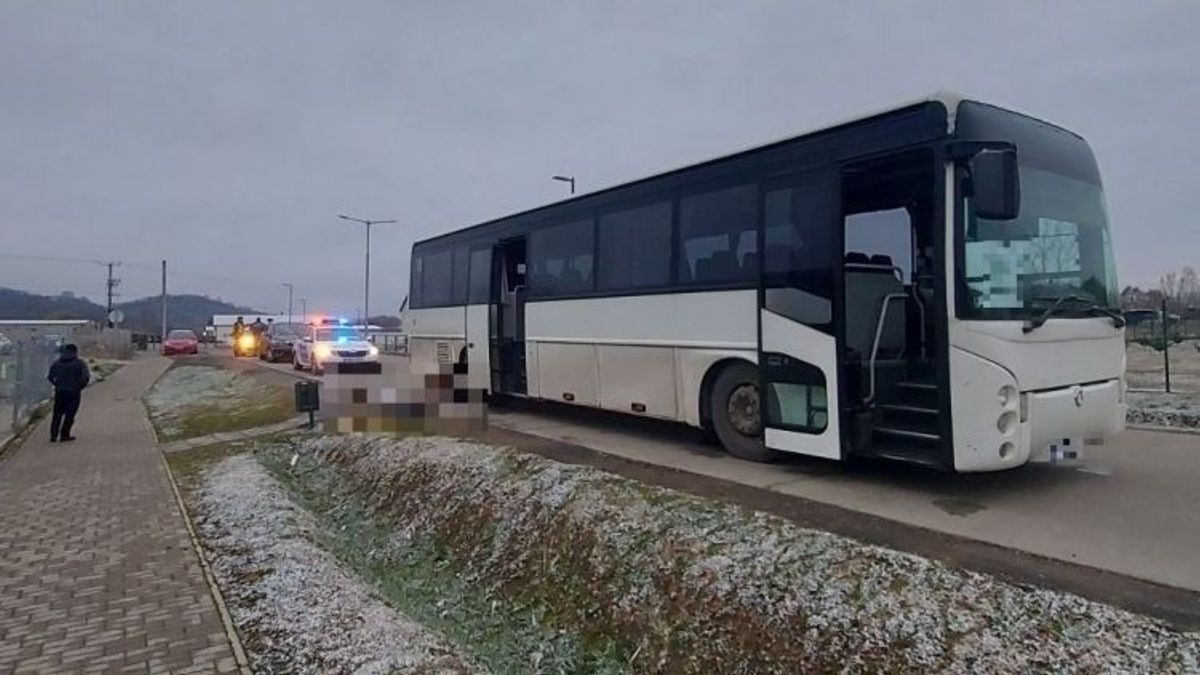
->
[337, 214, 397, 324]
[552, 175, 575, 195]
[299, 298, 307, 324]
[283, 283, 294, 323]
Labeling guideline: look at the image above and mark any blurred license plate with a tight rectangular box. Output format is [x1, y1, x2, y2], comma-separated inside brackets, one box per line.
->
[1031, 437, 1099, 464]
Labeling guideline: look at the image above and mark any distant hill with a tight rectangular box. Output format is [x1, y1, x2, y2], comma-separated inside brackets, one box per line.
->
[116, 294, 261, 334]
[366, 314, 402, 329]
[0, 288, 105, 322]
[0, 288, 259, 334]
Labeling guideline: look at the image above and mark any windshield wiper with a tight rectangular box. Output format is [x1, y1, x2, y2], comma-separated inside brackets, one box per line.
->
[1024, 294, 1125, 333]
[1082, 303, 1126, 328]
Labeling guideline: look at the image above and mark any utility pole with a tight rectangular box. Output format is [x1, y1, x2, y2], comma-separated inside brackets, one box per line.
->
[299, 298, 307, 323]
[283, 283, 294, 323]
[337, 215, 397, 323]
[160, 260, 167, 342]
[105, 262, 122, 327]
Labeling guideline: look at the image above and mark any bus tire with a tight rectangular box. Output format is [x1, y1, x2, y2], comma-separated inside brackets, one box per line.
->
[710, 361, 777, 463]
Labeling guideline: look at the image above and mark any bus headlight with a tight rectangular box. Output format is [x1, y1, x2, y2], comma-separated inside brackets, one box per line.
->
[997, 411, 1018, 436]
[998, 385, 1018, 409]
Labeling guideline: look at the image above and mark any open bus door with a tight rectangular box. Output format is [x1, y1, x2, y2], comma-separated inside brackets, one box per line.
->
[757, 168, 844, 460]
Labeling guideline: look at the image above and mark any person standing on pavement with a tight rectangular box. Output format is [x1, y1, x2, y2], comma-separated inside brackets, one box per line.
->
[46, 343, 90, 443]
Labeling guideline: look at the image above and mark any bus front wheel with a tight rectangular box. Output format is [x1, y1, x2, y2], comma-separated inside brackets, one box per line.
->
[710, 362, 778, 463]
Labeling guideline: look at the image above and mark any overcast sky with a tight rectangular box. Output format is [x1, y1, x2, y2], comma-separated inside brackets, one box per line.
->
[1, 1, 1196, 316]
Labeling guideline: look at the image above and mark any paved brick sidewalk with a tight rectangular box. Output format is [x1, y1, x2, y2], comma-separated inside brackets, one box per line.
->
[0, 356, 239, 674]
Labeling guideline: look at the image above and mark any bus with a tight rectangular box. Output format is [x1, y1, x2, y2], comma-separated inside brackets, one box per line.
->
[404, 93, 1126, 472]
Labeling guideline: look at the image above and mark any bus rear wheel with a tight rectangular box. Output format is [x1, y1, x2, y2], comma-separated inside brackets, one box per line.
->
[710, 362, 778, 463]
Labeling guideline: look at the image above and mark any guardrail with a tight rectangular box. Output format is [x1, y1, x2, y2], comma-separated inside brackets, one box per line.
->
[373, 333, 408, 355]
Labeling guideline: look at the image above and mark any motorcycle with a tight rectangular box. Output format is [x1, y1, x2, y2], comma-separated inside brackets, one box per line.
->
[232, 330, 259, 357]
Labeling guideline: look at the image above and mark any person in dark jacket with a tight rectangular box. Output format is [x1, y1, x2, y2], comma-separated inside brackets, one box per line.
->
[47, 343, 90, 443]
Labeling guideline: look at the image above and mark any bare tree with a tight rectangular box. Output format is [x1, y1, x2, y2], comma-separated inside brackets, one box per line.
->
[1160, 270, 1180, 303]
[1179, 266, 1199, 306]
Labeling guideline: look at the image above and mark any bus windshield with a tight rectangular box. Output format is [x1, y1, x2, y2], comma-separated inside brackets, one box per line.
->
[316, 326, 363, 342]
[960, 165, 1119, 318]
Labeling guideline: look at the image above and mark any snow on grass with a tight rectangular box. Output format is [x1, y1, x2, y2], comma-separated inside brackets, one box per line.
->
[194, 453, 481, 674]
[144, 365, 293, 441]
[1128, 390, 1200, 430]
[269, 433, 1200, 674]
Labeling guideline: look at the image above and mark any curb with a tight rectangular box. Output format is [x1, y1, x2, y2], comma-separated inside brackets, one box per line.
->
[1127, 423, 1200, 436]
[158, 416, 313, 453]
[159, 449, 253, 675]
[143, 355, 251, 672]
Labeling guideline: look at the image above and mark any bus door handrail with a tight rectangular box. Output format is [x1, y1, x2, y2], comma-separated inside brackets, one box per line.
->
[910, 284, 926, 359]
[846, 262, 927, 359]
[866, 293, 910, 405]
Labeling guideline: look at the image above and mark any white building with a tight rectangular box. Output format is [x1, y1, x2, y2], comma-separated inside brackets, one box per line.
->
[0, 319, 93, 344]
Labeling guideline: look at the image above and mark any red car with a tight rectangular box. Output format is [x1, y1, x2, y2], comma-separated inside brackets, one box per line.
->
[162, 329, 199, 355]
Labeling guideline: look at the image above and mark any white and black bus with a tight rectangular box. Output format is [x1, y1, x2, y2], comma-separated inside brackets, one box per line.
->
[404, 93, 1126, 472]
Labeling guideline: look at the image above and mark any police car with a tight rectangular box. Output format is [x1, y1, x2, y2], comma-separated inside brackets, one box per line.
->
[292, 319, 379, 375]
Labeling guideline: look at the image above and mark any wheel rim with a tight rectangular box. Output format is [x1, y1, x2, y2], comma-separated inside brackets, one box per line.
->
[727, 383, 761, 437]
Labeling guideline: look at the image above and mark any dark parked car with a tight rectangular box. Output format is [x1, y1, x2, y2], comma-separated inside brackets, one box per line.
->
[259, 322, 306, 363]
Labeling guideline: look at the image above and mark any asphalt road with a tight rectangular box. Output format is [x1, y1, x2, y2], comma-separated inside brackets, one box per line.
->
[240, 350, 1200, 596]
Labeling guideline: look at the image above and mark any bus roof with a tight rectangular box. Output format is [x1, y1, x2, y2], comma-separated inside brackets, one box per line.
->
[413, 91, 1079, 251]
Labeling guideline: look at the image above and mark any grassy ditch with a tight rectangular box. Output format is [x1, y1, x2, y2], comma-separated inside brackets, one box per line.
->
[144, 364, 294, 442]
[250, 434, 1200, 674]
[257, 442, 631, 674]
[86, 357, 125, 382]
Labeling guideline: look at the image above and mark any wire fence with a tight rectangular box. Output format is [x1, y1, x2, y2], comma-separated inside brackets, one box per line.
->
[0, 338, 59, 440]
[1124, 310, 1200, 393]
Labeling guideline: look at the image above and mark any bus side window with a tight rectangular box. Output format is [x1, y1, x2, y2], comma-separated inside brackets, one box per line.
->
[468, 248, 491, 304]
[597, 202, 672, 291]
[530, 219, 593, 297]
[422, 249, 454, 307]
[678, 183, 757, 285]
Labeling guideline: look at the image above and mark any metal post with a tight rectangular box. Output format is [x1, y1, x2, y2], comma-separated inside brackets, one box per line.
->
[300, 298, 307, 323]
[364, 222, 371, 323]
[338, 215, 396, 325]
[11, 341, 20, 430]
[1162, 296, 1171, 393]
[284, 283, 294, 323]
[161, 260, 167, 342]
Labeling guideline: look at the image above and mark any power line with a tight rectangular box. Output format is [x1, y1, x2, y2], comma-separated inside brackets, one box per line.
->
[0, 252, 106, 266]
[3, 251, 307, 311]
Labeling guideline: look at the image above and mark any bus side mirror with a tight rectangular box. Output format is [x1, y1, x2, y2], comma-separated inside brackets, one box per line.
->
[970, 148, 1020, 221]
